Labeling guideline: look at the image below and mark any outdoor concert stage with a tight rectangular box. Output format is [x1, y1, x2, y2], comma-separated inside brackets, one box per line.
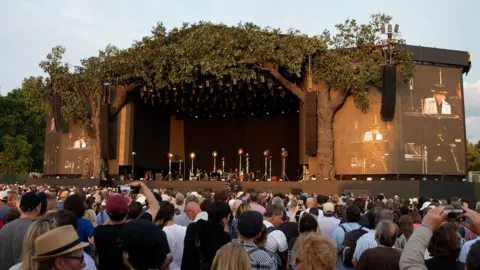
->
[42, 46, 472, 186]
[27, 177, 480, 202]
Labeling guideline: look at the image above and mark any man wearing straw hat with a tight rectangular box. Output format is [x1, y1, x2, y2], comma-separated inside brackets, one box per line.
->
[33, 225, 88, 270]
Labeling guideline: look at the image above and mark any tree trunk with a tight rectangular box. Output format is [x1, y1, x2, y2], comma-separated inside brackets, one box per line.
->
[85, 105, 102, 179]
[316, 88, 336, 180]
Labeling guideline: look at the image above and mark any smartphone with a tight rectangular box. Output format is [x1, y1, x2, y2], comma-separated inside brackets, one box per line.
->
[118, 185, 131, 194]
[298, 200, 304, 206]
[445, 209, 464, 222]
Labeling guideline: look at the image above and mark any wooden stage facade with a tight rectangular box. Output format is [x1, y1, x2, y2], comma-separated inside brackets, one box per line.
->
[26, 178, 479, 202]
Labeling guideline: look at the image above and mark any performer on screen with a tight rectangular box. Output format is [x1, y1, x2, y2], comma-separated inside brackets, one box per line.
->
[422, 69, 451, 115]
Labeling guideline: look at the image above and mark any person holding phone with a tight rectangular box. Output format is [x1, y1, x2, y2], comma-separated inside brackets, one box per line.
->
[400, 206, 480, 270]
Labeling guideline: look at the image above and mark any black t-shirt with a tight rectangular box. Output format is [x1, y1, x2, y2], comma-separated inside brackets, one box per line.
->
[277, 222, 299, 244]
[94, 223, 128, 270]
[181, 220, 231, 270]
[93, 213, 153, 270]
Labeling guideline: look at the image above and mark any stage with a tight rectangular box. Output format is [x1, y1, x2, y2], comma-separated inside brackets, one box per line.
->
[26, 178, 479, 202]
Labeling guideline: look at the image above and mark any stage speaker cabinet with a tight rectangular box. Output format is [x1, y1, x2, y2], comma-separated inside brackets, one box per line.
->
[380, 65, 397, 120]
[305, 92, 317, 156]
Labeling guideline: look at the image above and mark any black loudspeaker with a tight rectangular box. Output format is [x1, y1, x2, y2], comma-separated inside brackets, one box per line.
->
[380, 66, 397, 120]
[305, 92, 317, 156]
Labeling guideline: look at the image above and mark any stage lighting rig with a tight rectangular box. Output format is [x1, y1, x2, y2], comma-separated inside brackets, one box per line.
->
[280, 148, 290, 181]
[261, 150, 270, 181]
[212, 151, 218, 171]
[189, 152, 195, 180]
[380, 23, 404, 65]
[238, 148, 244, 172]
[167, 152, 173, 181]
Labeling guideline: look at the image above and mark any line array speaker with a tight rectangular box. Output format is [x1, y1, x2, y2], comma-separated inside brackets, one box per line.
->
[381, 65, 397, 120]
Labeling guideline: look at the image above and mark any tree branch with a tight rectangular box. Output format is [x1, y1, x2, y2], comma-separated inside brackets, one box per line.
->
[257, 63, 306, 103]
[328, 88, 347, 110]
[110, 81, 142, 116]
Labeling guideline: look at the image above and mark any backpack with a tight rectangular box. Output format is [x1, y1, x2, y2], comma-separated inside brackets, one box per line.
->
[339, 225, 368, 267]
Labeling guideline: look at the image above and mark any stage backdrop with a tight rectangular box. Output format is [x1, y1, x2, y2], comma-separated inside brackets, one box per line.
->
[184, 115, 300, 180]
[334, 64, 466, 175]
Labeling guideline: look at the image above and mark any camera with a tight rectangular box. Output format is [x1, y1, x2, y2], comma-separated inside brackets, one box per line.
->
[444, 209, 464, 222]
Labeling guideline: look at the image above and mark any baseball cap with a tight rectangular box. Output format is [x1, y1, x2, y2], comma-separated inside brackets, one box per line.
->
[106, 194, 129, 215]
[237, 211, 264, 238]
[20, 192, 41, 212]
[121, 219, 169, 269]
[323, 202, 335, 214]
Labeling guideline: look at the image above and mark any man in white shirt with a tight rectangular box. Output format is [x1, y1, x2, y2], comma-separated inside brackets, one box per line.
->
[263, 205, 288, 265]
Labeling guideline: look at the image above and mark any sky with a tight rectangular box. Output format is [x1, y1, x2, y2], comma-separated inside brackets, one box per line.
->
[1, 0, 479, 141]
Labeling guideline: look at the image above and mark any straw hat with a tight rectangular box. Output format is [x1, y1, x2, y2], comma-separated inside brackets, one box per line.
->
[33, 225, 89, 261]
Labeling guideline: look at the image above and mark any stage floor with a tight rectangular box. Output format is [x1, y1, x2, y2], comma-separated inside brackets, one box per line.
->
[26, 178, 480, 201]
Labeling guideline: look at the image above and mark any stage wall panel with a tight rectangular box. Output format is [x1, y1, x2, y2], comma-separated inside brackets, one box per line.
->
[184, 114, 299, 180]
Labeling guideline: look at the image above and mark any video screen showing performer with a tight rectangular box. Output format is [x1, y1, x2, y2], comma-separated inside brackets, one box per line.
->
[400, 65, 466, 175]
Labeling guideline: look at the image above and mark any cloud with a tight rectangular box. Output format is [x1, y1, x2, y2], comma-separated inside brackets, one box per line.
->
[465, 80, 480, 142]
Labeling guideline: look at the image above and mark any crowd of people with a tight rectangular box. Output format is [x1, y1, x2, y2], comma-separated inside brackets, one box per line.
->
[1, 182, 480, 270]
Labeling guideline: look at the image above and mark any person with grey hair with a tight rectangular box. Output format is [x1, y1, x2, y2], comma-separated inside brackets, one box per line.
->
[173, 194, 199, 226]
[356, 220, 401, 269]
[263, 204, 289, 267]
[271, 197, 284, 209]
[352, 208, 394, 267]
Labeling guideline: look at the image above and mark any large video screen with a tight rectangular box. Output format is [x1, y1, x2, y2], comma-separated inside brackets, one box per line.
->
[334, 64, 466, 175]
[399, 65, 466, 175]
[44, 113, 91, 176]
[334, 88, 398, 175]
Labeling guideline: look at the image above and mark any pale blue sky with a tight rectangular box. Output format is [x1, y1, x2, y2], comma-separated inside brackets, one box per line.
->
[1, 0, 479, 140]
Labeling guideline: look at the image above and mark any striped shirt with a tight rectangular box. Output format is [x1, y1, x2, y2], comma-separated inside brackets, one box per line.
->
[233, 240, 278, 270]
[353, 230, 377, 260]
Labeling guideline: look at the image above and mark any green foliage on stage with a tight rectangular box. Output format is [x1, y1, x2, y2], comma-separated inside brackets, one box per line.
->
[467, 140, 480, 172]
[0, 88, 46, 173]
[23, 13, 414, 179]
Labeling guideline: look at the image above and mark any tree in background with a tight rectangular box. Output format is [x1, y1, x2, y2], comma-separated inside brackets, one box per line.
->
[467, 140, 480, 172]
[24, 13, 413, 179]
[0, 88, 45, 173]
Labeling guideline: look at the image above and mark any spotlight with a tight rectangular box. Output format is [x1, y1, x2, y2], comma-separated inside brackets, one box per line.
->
[394, 24, 399, 33]
[190, 152, 195, 159]
[168, 152, 173, 159]
[212, 151, 218, 158]
[387, 24, 392, 33]
[281, 148, 288, 158]
[238, 148, 244, 156]
[381, 24, 385, 33]
[263, 150, 270, 157]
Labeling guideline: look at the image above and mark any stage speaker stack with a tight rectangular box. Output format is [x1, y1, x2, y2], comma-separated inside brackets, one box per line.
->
[380, 65, 397, 120]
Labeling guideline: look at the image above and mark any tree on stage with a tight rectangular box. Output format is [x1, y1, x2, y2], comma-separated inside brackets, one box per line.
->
[23, 13, 413, 179]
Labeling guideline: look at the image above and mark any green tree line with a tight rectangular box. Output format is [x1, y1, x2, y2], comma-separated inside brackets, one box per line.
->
[0, 88, 46, 173]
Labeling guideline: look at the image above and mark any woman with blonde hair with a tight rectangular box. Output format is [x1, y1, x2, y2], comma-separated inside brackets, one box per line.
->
[212, 243, 251, 270]
[9, 219, 57, 270]
[230, 203, 251, 239]
[292, 233, 336, 270]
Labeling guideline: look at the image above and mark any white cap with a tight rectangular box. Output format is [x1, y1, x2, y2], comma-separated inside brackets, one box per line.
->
[161, 194, 170, 201]
[420, 201, 431, 211]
